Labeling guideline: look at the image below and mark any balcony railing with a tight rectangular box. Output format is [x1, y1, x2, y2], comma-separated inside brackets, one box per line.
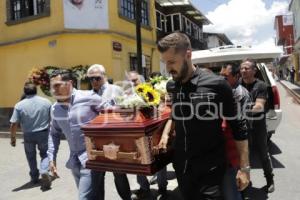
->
[156, 11, 204, 42]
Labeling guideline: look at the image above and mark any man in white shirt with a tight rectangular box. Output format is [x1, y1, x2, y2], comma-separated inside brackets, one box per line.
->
[86, 64, 132, 200]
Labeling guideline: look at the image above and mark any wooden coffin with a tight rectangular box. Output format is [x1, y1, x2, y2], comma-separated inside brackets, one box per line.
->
[81, 106, 173, 175]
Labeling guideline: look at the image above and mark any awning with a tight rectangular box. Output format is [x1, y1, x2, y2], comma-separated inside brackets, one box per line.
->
[155, 0, 211, 25]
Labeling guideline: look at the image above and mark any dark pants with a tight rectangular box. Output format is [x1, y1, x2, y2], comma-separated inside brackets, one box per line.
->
[249, 119, 273, 177]
[290, 75, 295, 83]
[92, 171, 131, 200]
[23, 131, 49, 181]
[174, 163, 225, 200]
[137, 167, 168, 191]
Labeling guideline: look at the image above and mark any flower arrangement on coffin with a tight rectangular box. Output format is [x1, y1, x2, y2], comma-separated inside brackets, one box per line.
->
[136, 83, 161, 107]
[115, 76, 170, 118]
[149, 76, 171, 100]
[116, 83, 161, 109]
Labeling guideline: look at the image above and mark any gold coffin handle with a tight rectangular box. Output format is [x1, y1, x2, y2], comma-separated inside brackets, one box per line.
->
[90, 150, 138, 160]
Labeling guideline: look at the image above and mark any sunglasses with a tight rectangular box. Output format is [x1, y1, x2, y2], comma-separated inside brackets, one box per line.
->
[89, 76, 102, 81]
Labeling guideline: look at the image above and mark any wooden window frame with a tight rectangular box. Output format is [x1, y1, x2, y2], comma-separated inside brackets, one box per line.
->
[6, 0, 50, 26]
[119, 0, 150, 27]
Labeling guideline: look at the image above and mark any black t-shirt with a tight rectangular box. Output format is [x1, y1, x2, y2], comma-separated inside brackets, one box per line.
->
[168, 68, 247, 173]
[241, 79, 268, 131]
[241, 79, 268, 113]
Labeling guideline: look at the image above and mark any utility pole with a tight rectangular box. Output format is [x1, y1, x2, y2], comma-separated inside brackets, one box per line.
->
[135, 0, 145, 78]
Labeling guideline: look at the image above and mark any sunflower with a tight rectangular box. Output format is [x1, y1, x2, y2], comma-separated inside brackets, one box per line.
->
[135, 83, 146, 95]
[135, 83, 160, 106]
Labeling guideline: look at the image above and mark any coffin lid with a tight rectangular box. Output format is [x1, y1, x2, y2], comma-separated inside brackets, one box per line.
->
[81, 107, 171, 132]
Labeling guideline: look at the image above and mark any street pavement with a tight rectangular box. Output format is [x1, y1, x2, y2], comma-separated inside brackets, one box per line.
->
[1, 81, 300, 200]
[0, 138, 181, 200]
[245, 81, 300, 200]
[280, 80, 300, 103]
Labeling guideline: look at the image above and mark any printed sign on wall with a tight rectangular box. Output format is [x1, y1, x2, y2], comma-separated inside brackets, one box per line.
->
[64, 0, 109, 29]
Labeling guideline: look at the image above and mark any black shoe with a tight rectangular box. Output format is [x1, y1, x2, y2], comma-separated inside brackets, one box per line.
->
[40, 174, 52, 190]
[131, 189, 152, 200]
[266, 183, 275, 193]
[30, 178, 39, 184]
[157, 189, 168, 200]
[149, 175, 157, 185]
[266, 174, 275, 193]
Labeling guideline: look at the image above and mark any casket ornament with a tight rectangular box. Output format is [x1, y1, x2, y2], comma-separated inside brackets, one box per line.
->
[103, 142, 120, 160]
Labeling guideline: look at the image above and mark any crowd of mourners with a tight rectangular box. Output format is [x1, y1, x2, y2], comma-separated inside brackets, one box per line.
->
[10, 32, 274, 200]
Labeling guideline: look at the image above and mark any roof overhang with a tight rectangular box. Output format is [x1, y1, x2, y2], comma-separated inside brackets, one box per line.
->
[156, 0, 190, 6]
[155, 0, 211, 25]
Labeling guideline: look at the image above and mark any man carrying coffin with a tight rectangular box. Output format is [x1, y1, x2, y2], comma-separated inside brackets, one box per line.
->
[157, 32, 250, 200]
[47, 69, 121, 200]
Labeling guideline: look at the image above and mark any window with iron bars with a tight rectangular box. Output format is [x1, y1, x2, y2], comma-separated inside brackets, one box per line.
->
[129, 53, 151, 77]
[119, 0, 149, 26]
[9, 0, 46, 21]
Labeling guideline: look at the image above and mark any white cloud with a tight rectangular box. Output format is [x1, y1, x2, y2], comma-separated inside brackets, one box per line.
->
[204, 0, 289, 47]
[253, 37, 276, 48]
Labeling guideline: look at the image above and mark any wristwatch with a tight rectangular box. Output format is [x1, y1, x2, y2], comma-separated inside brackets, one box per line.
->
[240, 166, 251, 173]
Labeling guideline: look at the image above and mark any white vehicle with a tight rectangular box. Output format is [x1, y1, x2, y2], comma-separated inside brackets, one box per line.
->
[192, 45, 282, 140]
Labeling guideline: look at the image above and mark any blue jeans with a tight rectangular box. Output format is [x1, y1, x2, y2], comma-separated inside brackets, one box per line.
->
[222, 167, 242, 200]
[23, 130, 49, 181]
[137, 167, 168, 191]
[71, 166, 94, 200]
[92, 171, 132, 200]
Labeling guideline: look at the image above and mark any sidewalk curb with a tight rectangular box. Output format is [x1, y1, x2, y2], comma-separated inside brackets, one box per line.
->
[279, 81, 300, 104]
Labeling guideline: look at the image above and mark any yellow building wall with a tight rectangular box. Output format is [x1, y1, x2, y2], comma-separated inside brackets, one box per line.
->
[0, 0, 157, 45]
[152, 50, 161, 73]
[109, 33, 160, 78]
[0, 33, 160, 107]
[0, 1, 64, 44]
[0, 34, 112, 107]
[0, 0, 160, 108]
[109, 0, 157, 46]
[108, 0, 160, 78]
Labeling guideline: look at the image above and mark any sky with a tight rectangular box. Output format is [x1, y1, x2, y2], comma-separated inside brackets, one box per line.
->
[191, 0, 290, 48]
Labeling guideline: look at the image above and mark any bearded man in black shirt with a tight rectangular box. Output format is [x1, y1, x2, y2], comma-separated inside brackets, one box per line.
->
[240, 58, 275, 193]
[157, 32, 250, 200]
